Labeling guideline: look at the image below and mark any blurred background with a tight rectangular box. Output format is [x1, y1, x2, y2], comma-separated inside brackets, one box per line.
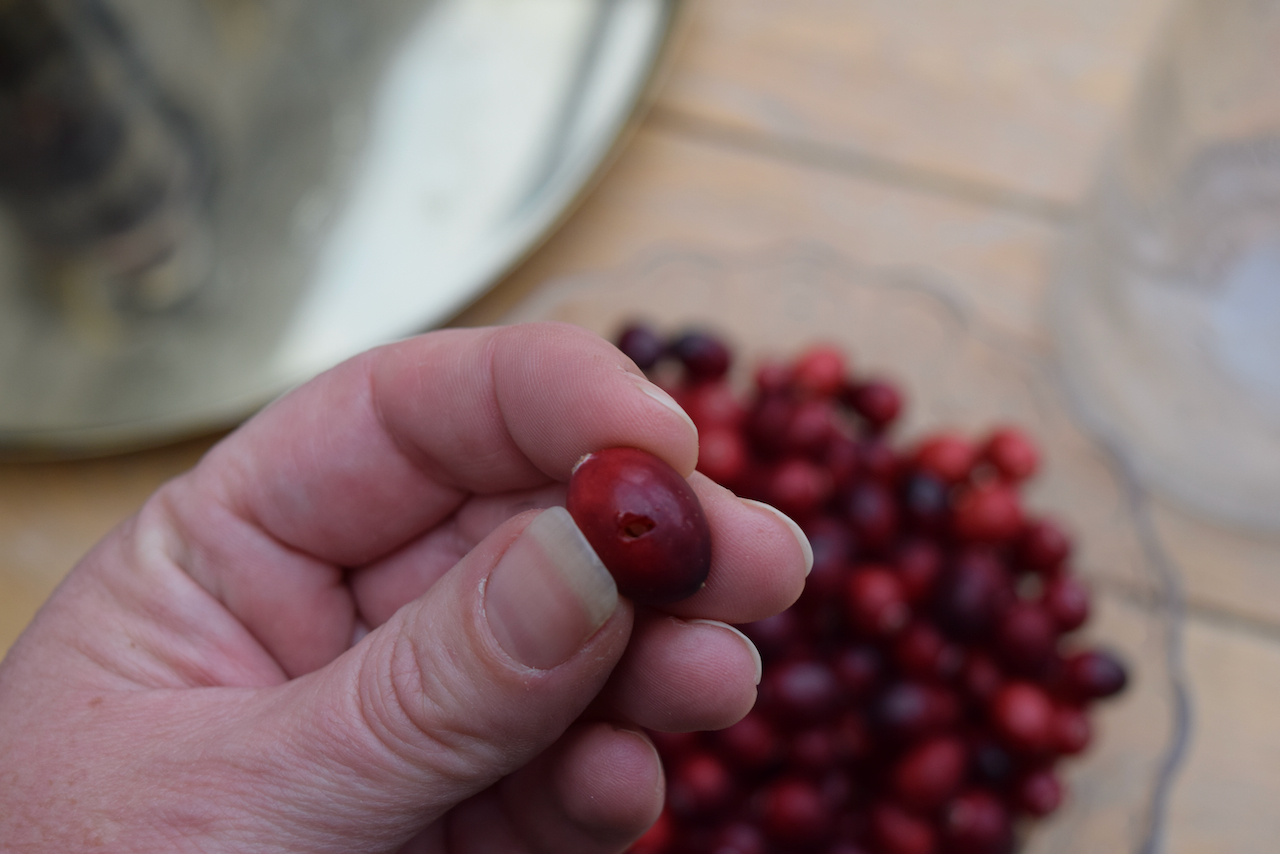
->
[2, 1, 1279, 851]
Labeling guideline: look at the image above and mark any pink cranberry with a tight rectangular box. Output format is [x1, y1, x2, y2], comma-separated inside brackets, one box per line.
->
[1014, 768, 1064, 817]
[952, 482, 1024, 544]
[914, 433, 977, 484]
[1017, 518, 1072, 573]
[1062, 649, 1128, 700]
[792, 344, 848, 397]
[671, 330, 731, 381]
[982, 426, 1040, 483]
[760, 777, 834, 847]
[942, 789, 1012, 854]
[567, 447, 712, 605]
[989, 682, 1056, 755]
[870, 802, 937, 854]
[890, 735, 968, 811]
[846, 567, 910, 638]
[847, 378, 904, 431]
[1042, 575, 1090, 632]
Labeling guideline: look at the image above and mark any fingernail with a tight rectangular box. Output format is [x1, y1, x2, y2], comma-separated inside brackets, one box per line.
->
[486, 507, 618, 669]
[633, 377, 697, 436]
[740, 498, 814, 576]
[689, 619, 763, 685]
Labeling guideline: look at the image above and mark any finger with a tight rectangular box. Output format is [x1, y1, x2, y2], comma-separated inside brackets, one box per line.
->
[593, 614, 762, 733]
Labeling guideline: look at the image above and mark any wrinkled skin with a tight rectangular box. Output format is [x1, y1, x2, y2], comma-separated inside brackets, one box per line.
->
[0, 323, 809, 854]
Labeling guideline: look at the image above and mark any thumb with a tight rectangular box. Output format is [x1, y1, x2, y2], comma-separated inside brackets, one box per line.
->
[242, 507, 629, 851]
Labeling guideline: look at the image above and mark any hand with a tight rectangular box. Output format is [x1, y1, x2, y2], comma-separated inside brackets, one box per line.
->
[0, 323, 810, 854]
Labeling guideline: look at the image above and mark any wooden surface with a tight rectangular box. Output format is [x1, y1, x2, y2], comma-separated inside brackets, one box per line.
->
[3, 1, 1278, 850]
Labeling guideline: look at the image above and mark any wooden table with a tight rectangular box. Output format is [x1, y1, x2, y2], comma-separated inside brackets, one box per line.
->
[2, 2, 1277, 850]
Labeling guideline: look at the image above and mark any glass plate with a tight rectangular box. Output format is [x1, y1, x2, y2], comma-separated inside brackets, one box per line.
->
[510, 244, 1189, 854]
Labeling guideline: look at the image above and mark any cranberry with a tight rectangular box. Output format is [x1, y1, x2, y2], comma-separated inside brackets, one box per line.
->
[616, 323, 667, 371]
[754, 360, 793, 395]
[761, 659, 841, 724]
[1016, 518, 1072, 573]
[842, 481, 900, 552]
[846, 379, 904, 431]
[1014, 768, 1064, 817]
[989, 682, 1056, 755]
[969, 737, 1015, 788]
[894, 540, 943, 604]
[831, 711, 874, 764]
[933, 551, 1012, 640]
[765, 457, 834, 520]
[802, 517, 857, 601]
[960, 652, 1004, 703]
[792, 344, 848, 397]
[846, 567, 910, 638]
[789, 725, 840, 772]
[859, 437, 902, 482]
[567, 447, 712, 605]
[683, 381, 746, 430]
[942, 790, 1013, 854]
[825, 435, 863, 490]
[698, 426, 750, 488]
[1062, 649, 1129, 700]
[671, 330, 732, 381]
[894, 621, 962, 682]
[649, 729, 699, 757]
[890, 736, 968, 811]
[952, 482, 1024, 544]
[833, 644, 885, 700]
[785, 398, 839, 456]
[630, 808, 675, 854]
[914, 433, 977, 484]
[901, 472, 950, 533]
[740, 611, 807, 660]
[760, 777, 834, 847]
[993, 602, 1057, 674]
[870, 802, 937, 854]
[713, 711, 781, 771]
[1051, 704, 1092, 755]
[1042, 575, 1090, 632]
[982, 427, 1040, 483]
[873, 681, 956, 742]
[708, 822, 767, 854]
[668, 751, 734, 818]
[746, 395, 797, 457]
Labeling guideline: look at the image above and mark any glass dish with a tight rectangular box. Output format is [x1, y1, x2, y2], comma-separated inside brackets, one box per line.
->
[509, 245, 1189, 854]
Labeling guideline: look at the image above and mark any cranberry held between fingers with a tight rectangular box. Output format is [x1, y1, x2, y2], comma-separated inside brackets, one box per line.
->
[566, 447, 712, 605]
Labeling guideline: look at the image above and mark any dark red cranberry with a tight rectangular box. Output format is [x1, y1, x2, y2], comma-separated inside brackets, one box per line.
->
[697, 426, 750, 488]
[792, 344, 847, 397]
[901, 472, 950, 533]
[894, 540, 944, 604]
[800, 516, 857, 604]
[952, 483, 1024, 544]
[982, 427, 1040, 483]
[894, 621, 962, 682]
[993, 602, 1057, 674]
[683, 381, 746, 430]
[1042, 575, 1090, 632]
[1051, 704, 1092, 755]
[831, 711, 874, 764]
[740, 611, 807, 660]
[989, 682, 1056, 755]
[789, 725, 839, 772]
[649, 729, 699, 757]
[616, 323, 667, 371]
[847, 379, 904, 431]
[846, 567, 910, 638]
[760, 777, 834, 848]
[567, 447, 712, 605]
[870, 802, 937, 854]
[969, 737, 1015, 788]
[668, 751, 734, 818]
[824, 434, 863, 490]
[960, 651, 1004, 703]
[713, 711, 781, 771]
[873, 681, 955, 742]
[890, 736, 968, 811]
[859, 437, 902, 482]
[761, 659, 841, 724]
[833, 644, 885, 700]
[1016, 518, 1072, 573]
[765, 457, 834, 520]
[933, 551, 1013, 640]
[1062, 649, 1128, 700]
[629, 808, 675, 854]
[942, 790, 1013, 854]
[746, 395, 797, 457]
[842, 482, 900, 552]
[708, 822, 767, 854]
[914, 433, 977, 484]
[1014, 768, 1064, 817]
[671, 330, 732, 381]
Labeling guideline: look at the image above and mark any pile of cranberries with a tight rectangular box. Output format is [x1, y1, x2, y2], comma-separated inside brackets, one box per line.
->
[615, 324, 1129, 854]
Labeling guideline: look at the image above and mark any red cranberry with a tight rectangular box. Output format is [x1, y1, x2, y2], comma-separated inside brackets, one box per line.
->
[789, 725, 839, 772]
[901, 472, 950, 533]
[824, 434, 863, 490]
[746, 395, 797, 457]
[894, 540, 944, 604]
[760, 777, 834, 847]
[890, 736, 968, 811]
[846, 567, 910, 638]
[740, 611, 808, 660]
[629, 808, 675, 854]
[933, 551, 1013, 640]
[942, 790, 1013, 854]
[1014, 768, 1064, 817]
[567, 447, 712, 605]
[1017, 518, 1072, 573]
[1062, 649, 1128, 700]
[683, 381, 746, 430]
[989, 682, 1056, 755]
[993, 602, 1057, 674]
[754, 360, 793, 395]
[952, 483, 1024, 544]
[713, 711, 781, 771]
[668, 751, 734, 818]
[833, 644, 885, 700]
[616, 323, 667, 371]
[842, 482, 900, 552]
[969, 737, 1015, 788]
[982, 427, 1040, 483]
[792, 344, 847, 397]
[765, 457, 834, 520]
[847, 379, 904, 431]
[1042, 575, 1090, 632]
[914, 433, 977, 484]
[960, 652, 1004, 703]
[870, 802, 937, 854]
[859, 437, 902, 482]
[761, 659, 841, 724]
[831, 711, 874, 764]
[894, 621, 962, 682]
[649, 729, 699, 757]
[874, 681, 956, 742]
[671, 330, 732, 381]
[697, 426, 750, 488]
[1051, 704, 1092, 755]
[708, 822, 767, 854]
[786, 398, 839, 456]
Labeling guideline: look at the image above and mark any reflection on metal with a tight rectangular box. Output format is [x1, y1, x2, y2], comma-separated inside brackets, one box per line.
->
[0, 0, 678, 454]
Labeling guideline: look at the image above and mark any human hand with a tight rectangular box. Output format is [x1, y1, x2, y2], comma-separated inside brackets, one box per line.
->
[0, 323, 810, 853]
